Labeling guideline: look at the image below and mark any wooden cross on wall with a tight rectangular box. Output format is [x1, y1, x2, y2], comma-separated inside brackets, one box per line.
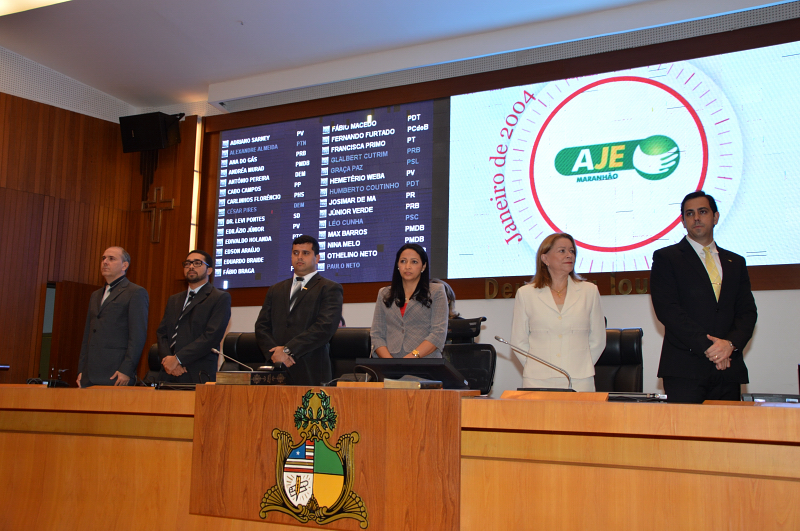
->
[141, 187, 174, 243]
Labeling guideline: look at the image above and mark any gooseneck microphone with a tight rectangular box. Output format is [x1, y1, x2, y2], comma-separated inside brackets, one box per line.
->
[495, 336, 574, 390]
[212, 348, 254, 372]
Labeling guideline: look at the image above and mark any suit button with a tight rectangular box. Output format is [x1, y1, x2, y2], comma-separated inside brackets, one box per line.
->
[558, 316, 562, 320]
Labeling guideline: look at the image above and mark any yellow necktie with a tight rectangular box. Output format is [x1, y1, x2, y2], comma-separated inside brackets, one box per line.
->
[703, 246, 721, 301]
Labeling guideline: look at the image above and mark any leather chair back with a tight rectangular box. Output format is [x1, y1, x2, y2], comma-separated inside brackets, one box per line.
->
[594, 328, 643, 392]
[220, 332, 264, 371]
[447, 316, 486, 343]
[442, 343, 497, 395]
[143, 344, 161, 384]
[329, 327, 371, 380]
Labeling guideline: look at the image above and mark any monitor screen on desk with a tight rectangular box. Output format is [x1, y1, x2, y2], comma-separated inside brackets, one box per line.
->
[354, 358, 469, 390]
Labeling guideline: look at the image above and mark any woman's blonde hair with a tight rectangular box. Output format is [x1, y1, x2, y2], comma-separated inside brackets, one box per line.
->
[530, 233, 584, 288]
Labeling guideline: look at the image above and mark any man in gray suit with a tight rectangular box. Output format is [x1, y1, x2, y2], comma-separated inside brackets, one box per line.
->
[77, 247, 149, 387]
[255, 235, 343, 386]
[156, 250, 231, 383]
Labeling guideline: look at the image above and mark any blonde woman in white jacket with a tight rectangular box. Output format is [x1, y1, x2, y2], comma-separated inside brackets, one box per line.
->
[510, 233, 606, 391]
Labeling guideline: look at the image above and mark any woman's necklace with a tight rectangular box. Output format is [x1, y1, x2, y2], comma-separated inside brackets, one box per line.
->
[550, 284, 567, 296]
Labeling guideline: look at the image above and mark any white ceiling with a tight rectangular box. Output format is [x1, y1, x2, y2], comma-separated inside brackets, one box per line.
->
[0, 0, 788, 109]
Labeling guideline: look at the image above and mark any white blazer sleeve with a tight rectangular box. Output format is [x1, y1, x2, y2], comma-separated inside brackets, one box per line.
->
[587, 283, 606, 364]
[510, 286, 531, 367]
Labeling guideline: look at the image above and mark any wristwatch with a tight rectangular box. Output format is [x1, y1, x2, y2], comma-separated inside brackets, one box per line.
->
[283, 347, 292, 355]
[411, 349, 420, 358]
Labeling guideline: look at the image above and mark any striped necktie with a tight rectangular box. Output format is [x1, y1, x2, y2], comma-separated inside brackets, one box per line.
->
[703, 246, 721, 301]
[289, 277, 304, 311]
[170, 291, 196, 352]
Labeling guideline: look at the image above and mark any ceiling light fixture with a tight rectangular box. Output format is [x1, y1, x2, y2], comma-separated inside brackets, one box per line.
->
[0, 0, 71, 18]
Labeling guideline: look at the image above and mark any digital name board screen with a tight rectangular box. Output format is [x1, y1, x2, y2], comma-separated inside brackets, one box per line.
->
[215, 101, 434, 289]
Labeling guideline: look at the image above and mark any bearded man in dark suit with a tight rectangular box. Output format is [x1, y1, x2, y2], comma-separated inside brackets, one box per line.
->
[157, 250, 231, 383]
[650, 191, 757, 403]
[255, 235, 343, 386]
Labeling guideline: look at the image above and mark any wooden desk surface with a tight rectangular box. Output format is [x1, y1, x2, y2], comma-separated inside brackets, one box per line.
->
[461, 394, 800, 443]
[460, 395, 800, 531]
[0, 384, 195, 416]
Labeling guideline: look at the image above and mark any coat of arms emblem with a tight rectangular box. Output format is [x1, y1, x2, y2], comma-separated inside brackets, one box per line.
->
[260, 389, 368, 528]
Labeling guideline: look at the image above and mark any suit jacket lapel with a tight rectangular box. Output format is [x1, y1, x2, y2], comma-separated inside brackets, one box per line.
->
[98, 277, 128, 314]
[181, 283, 210, 319]
[679, 238, 718, 302]
[536, 286, 559, 314]
[562, 277, 581, 313]
[289, 274, 320, 314]
[717, 245, 736, 304]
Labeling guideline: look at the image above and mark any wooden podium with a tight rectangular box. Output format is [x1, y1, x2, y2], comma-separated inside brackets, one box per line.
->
[190, 385, 465, 530]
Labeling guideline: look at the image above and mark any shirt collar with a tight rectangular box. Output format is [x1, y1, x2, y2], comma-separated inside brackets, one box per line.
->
[685, 236, 717, 255]
[295, 270, 318, 284]
[188, 281, 208, 295]
[106, 275, 126, 291]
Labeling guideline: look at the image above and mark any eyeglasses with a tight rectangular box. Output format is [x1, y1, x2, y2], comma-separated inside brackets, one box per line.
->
[183, 259, 209, 268]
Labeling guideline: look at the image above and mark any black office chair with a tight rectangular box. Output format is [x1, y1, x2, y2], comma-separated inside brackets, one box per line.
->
[329, 327, 371, 381]
[442, 343, 496, 395]
[447, 316, 486, 344]
[142, 344, 161, 384]
[594, 328, 643, 392]
[220, 332, 265, 371]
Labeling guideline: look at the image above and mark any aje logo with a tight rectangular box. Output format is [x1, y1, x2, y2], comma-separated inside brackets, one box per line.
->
[501, 62, 742, 268]
[555, 135, 680, 182]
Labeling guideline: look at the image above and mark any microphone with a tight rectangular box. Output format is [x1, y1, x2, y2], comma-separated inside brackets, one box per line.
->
[0, 365, 9, 371]
[495, 336, 575, 391]
[212, 348, 254, 372]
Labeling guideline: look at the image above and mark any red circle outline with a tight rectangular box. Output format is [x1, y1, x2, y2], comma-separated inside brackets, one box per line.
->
[529, 76, 708, 252]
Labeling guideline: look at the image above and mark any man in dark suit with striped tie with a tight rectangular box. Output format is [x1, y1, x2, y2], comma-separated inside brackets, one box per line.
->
[156, 250, 231, 383]
[255, 235, 343, 386]
[650, 191, 758, 403]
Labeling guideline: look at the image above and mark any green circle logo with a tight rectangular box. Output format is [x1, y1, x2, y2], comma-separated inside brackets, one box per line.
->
[632, 135, 680, 180]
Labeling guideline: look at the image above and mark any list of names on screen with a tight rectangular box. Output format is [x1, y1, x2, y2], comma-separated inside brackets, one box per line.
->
[215, 101, 434, 288]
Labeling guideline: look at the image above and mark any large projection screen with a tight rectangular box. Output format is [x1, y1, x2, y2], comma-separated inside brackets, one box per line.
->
[449, 40, 800, 279]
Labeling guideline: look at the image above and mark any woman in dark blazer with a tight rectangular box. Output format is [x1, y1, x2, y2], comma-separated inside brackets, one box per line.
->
[370, 244, 448, 358]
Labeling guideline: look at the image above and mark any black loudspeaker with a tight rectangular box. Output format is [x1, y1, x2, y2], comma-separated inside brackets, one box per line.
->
[119, 112, 181, 153]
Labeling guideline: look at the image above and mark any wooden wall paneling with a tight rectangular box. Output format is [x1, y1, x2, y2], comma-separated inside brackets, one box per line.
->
[59, 111, 74, 202]
[0, 190, 12, 375]
[39, 196, 55, 289]
[22, 190, 45, 379]
[0, 188, 45, 383]
[34, 195, 55, 378]
[58, 109, 71, 201]
[32, 103, 47, 195]
[10, 191, 28, 376]
[0, 94, 7, 188]
[84, 204, 98, 284]
[50, 281, 103, 385]
[0, 92, 146, 383]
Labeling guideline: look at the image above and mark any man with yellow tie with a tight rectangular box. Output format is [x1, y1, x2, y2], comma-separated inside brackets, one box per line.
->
[651, 191, 758, 403]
